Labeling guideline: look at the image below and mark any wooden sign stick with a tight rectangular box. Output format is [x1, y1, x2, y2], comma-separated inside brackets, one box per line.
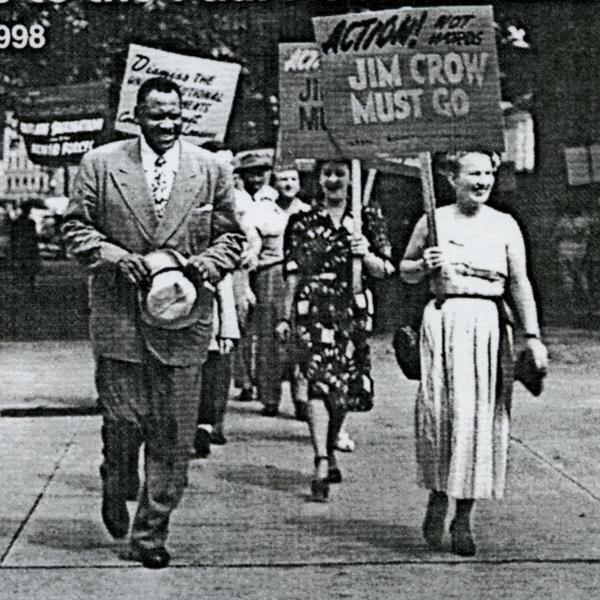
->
[418, 151, 444, 308]
[352, 158, 363, 294]
[362, 168, 377, 206]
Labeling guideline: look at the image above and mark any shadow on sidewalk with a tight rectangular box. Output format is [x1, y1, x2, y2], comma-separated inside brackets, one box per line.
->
[285, 516, 427, 555]
[214, 463, 307, 496]
[7, 516, 113, 552]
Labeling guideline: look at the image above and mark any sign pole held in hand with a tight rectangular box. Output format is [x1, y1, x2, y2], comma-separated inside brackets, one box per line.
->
[362, 168, 377, 206]
[418, 151, 444, 308]
[352, 158, 363, 294]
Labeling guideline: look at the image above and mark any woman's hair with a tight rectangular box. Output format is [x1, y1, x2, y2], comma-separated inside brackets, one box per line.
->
[315, 159, 351, 174]
[436, 150, 501, 179]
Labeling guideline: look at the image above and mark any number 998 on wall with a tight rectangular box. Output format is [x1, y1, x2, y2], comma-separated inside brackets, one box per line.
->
[0, 24, 46, 49]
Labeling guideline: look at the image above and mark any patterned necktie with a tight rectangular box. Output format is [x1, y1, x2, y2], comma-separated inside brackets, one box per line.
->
[152, 155, 169, 219]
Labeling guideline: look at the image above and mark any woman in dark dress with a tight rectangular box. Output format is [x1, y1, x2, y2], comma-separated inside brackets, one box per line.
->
[279, 160, 394, 501]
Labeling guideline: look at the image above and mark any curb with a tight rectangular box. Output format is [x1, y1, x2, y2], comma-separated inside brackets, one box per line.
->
[0, 406, 100, 418]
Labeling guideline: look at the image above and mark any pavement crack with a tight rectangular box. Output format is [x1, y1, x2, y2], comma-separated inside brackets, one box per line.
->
[0, 430, 78, 566]
[511, 435, 600, 502]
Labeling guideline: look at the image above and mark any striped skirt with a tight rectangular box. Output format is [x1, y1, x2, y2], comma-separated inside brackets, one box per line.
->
[415, 298, 511, 499]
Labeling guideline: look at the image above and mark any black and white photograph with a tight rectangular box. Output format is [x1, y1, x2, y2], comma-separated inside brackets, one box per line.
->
[0, 0, 597, 597]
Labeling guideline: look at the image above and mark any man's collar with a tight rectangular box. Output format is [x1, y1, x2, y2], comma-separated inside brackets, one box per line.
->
[139, 136, 180, 172]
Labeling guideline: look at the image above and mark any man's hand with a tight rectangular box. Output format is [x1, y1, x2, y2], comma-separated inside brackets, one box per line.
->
[187, 255, 213, 282]
[117, 253, 150, 285]
[240, 247, 259, 271]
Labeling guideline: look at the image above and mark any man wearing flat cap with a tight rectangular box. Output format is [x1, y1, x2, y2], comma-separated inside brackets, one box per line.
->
[62, 77, 243, 569]
[234, 148, 278, 203]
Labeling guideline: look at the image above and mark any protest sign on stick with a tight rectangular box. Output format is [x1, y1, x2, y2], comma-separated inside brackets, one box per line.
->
[312, 5, 504, 160]
[278, 42, 343, 163]
[116, 44, 240, 146]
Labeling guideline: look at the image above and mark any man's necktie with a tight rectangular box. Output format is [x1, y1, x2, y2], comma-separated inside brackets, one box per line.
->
[152, 155, 169, 219]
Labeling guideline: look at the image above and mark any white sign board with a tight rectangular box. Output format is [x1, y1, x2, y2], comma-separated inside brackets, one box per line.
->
[116, 44, 241, 145]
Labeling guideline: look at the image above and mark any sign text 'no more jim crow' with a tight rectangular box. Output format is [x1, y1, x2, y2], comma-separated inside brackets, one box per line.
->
[312, 5, 504, 159]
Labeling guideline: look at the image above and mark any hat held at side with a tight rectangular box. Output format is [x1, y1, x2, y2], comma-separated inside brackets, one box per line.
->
[138, 249, 210, 330]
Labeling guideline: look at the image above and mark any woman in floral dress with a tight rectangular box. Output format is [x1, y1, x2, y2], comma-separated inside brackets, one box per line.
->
[279, 160, 394, 501]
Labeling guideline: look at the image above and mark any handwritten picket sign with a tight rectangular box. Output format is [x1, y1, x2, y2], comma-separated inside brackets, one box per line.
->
[278, 42, 343, 162]
[312, 5, 504, 159]
[116, 44, 241, 145]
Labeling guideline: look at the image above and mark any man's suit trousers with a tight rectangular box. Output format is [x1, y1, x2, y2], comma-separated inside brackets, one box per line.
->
[96, 354, 202, 549]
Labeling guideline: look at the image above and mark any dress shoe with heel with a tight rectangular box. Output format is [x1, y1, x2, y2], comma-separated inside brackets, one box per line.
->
[422, 491, 448, 550]
[310, 457, 330, 502]
[327, 454, 342, 484]
[449, 520, 476, 557]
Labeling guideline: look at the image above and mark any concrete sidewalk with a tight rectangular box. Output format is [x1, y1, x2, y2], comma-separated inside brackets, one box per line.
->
[1, 334, 600, 598]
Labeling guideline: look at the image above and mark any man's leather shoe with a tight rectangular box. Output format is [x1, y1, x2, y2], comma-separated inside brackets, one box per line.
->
[101, 494, 129, 539]
[125, 544, 171, 569]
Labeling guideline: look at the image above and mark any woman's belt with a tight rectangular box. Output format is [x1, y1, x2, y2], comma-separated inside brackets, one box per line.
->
[428, 293, 503, 301]
[255, 259, 284, 273]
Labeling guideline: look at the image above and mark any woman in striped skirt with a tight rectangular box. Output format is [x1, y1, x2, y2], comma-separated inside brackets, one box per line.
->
[400, 151, 548, 556]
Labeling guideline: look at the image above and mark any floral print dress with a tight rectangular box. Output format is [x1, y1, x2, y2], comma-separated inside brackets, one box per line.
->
[283, 200, 391, 412]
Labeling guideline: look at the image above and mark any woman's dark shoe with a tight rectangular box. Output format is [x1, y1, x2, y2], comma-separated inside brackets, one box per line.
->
[294, 402, 309, 422]
[310, 457, 330, 502]
[235, 387, 254, 402]
[422, 491, 448, 549]
[193, 428, 211, 458]
[449, 520, 476, 557]
[326, 454, 342, 484]
[327, 466, 342, 484]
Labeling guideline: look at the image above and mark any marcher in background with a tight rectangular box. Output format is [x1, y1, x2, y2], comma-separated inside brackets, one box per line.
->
[194, 273, 240, 457]
[235, 148, 278, 203]
[400, 150, 548, 557]
[11, 201, 41, 294]
[554, 203, 593, 325]
[62, 77, 242, 569]
[248, 165, 310, 418]
[279, 160, 394, 501]
[231, 148, 277, 402]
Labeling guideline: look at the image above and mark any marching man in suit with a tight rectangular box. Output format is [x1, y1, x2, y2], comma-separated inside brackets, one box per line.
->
[62, 77, 243, 569]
